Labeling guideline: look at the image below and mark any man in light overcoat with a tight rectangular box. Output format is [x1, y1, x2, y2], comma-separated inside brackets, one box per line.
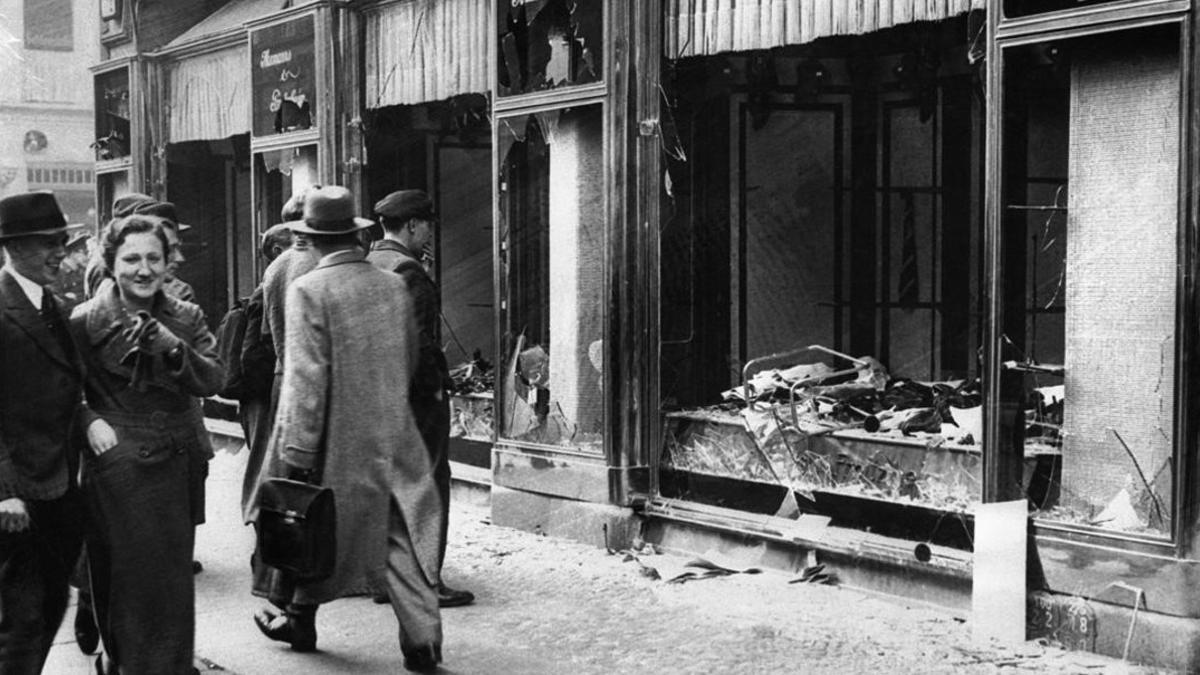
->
[251, 186, 444, 673]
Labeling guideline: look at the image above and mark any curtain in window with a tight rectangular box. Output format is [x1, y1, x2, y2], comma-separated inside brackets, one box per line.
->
[364, 0, 489, 108]
[665, 0, 985, 58]
[166, 45, 250, 143]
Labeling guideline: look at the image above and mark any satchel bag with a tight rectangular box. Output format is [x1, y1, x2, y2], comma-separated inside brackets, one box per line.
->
[254, 478, 337, 582]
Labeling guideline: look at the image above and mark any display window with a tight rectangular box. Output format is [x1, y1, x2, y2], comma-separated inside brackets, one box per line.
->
[497, 104, 605, 454]
[495, 0, 603, 98]
[363, 97, 495, 465]
[95, 169, 130, 225]
[253, 144, 318, 241]
[996, 23, 1182, 538]
[94, 67, 131, 162]
[656, 17, 987, 539]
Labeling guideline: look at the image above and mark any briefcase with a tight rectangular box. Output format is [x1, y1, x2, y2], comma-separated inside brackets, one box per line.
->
[254, 478, 336, 582]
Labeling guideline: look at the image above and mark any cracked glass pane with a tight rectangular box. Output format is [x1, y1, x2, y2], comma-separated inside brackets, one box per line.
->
[496, 0, 602, 97]
[497, 106, 604, 453]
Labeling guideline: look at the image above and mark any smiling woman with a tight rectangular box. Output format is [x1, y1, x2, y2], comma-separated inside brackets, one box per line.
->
[66, 214, 225, 674]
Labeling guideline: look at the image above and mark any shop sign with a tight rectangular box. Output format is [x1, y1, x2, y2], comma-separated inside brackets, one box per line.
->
[250, 16, 316, 137]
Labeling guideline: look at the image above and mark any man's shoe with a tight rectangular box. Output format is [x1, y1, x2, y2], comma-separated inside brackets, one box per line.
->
[402, 643, 442, 673]
[253, 606, 317, 652]
[75, 598, 100, 654]
[437, 584, 474, 608]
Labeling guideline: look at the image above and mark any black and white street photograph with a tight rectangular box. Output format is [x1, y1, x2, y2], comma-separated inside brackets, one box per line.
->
[0, 0, 1195, 672]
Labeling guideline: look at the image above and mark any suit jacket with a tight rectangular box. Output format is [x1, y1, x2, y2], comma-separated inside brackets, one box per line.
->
[260, 248, 441, 601]
[0, 268, 93, 501]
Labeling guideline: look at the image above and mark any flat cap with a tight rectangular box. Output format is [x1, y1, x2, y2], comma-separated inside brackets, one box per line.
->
[374, 190, 436, 223]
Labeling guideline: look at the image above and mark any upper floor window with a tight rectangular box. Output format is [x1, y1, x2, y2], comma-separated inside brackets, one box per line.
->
[24, 0, 73, 51]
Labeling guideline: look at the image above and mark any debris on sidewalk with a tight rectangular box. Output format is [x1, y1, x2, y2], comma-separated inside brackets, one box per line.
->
[788, 563, 838, 585]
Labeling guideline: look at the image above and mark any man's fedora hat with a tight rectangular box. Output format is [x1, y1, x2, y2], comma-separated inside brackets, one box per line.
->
[374, 190, 436, 224]
[290, 185, 373, 236]
[0, 191, 85, 240]
[112, 193, 192, 232]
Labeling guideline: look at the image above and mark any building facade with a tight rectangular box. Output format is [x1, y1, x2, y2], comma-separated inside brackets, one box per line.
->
[93, 0, 1200, 669]
[0, 0, 98, 224]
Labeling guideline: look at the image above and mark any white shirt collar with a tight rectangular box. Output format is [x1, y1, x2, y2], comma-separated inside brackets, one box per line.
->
[4, 265, 44, 309]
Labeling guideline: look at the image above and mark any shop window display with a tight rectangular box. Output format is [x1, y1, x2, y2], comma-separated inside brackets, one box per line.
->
[94, 68, 131, 161]
[658, 17, 1182, 540]
[498, 105, 605, 454]
[657, 20, 992, 534]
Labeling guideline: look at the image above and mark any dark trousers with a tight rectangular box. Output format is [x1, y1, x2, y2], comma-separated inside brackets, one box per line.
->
[0, 490, 83, 674]
[413, 393, 450, 573]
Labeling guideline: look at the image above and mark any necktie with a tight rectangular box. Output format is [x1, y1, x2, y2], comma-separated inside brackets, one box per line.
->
[40, 291, 74, 358]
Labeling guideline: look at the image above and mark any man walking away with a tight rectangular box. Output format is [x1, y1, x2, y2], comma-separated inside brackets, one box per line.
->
[0, 191, 113, 673]
[251, 186, 445, 672]
[370, 189, 474, 608]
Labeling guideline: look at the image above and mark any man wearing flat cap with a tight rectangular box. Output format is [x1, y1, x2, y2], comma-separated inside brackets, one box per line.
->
[369, 189, 474, 609]
[252, 186, 445, 672]
[0, 191, 115, 672]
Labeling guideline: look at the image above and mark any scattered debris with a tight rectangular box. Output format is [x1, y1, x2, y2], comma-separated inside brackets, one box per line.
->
[788, 563, 838, 586]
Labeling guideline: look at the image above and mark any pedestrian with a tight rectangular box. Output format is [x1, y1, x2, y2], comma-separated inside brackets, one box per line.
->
[0, 191, 111, 673]
[49, 229, 91, 314]
[68, 214, 224, 674]
[370, 189, 474, 608]
[250, 185, 444, 672]
[85, 195, 196, 303]
[244, 189, 321, 611]
[238, 222, 293, 520]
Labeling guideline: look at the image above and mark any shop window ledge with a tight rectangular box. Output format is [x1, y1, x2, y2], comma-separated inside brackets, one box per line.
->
[642, 496, 973, 578]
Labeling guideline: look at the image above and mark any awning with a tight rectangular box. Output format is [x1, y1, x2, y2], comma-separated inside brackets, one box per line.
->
[665, 0, 985, 58]
[364, 0, 489, 109]
[166, 45, 251, 143]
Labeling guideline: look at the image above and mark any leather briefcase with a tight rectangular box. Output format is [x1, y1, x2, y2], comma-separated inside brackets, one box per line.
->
[254, 478, 336, 582]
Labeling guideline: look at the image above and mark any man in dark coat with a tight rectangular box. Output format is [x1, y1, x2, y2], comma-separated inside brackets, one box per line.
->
[369, 189, 474, 608]
[0, 191, 110, 672]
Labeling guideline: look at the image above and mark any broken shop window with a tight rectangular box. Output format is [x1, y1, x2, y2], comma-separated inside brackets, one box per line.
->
[497, 105, 605, 454]
[496, 0, 602, 97]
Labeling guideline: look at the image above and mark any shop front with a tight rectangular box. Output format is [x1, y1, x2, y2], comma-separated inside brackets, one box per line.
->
[360, 0, 495, 472]
[482, 0, 1200, 668]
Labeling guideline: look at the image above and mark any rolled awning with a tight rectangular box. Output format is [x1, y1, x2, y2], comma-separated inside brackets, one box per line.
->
[665, 0, 985, 58]
[166, 44, 250, 143]
[364, 0, 489, 109]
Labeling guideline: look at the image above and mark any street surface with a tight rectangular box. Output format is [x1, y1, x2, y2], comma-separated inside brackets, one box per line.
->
[43, 443, 1171, 674]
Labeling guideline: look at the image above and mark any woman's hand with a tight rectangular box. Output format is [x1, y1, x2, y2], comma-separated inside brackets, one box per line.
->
[87, 418, 118, 456]
[134, 318, 185, 356]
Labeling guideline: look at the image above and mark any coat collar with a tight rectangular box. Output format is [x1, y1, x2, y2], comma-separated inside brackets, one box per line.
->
[316, 247, 367, 270]
[370, 239, 419, 261]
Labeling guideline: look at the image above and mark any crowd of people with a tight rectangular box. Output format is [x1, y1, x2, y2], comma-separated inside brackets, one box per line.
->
[0, 183, 470, 674]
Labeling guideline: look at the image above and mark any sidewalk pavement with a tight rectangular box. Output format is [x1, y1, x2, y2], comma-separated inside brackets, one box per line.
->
[44, 446, 1172, 674]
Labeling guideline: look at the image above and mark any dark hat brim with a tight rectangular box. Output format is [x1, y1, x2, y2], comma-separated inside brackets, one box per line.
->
[288, 216, 374, 236]
[0, 222, 87, 241]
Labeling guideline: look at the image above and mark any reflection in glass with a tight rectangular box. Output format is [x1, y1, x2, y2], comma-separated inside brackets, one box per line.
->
[496, 0, 602, 97]
[498, 106, 604, 453]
